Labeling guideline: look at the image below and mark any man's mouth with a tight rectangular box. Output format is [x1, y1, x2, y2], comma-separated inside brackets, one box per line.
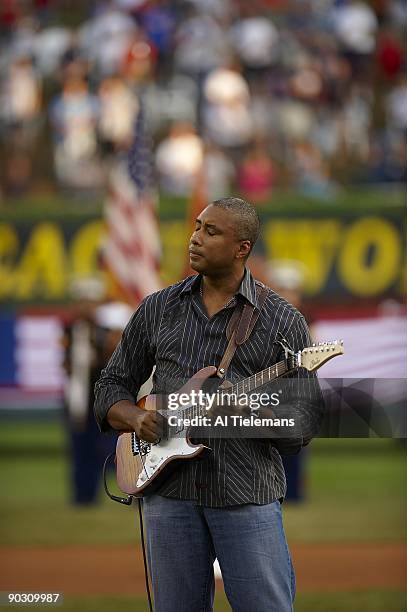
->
[189, 249, 203, 258]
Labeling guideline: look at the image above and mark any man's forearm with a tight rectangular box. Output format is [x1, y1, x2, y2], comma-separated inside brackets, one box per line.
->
[106, 399, 162, 443]
[106, 399, 143, 432]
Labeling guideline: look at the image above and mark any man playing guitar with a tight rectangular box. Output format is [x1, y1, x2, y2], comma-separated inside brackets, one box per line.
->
[94, 197, 324, 612]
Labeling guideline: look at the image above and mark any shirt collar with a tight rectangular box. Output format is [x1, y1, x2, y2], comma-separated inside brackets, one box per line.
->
[180, 274, 201, 296]
[238, 268, 257, 307]
[180, 269, 257, 307]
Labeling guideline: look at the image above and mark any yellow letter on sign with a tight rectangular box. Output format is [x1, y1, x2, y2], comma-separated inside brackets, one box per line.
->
[264, 219, 341, 295]
[70, 220, 104, 279]
[16, 222, 67, 300]
[338, 217, 401, 296]
[0, 223, 19, 299]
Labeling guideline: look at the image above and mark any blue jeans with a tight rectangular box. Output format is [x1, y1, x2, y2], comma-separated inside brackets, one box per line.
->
[142, 495, 295, 612]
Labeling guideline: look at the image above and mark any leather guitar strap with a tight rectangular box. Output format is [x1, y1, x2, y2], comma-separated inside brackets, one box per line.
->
[216, 284, 269, 378]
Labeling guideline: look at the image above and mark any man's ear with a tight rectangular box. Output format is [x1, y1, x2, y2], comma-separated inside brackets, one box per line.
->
[236, 240, 251, 260]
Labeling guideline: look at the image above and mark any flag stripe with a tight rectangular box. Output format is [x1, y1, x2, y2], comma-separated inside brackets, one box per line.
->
[104, 99, 161, 305]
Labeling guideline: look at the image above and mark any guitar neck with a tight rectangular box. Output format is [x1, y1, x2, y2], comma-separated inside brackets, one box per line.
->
[181, 359, 293, 421]
[225, 359, 291, 398]
[164, 340, 344, 424]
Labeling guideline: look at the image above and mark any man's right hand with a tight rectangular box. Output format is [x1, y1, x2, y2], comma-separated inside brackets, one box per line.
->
[106, 399, 165, 442]
[133, 407, 165, 443]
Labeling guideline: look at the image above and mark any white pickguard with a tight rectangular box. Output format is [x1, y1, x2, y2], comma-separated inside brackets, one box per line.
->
[136, 436, 199, 488]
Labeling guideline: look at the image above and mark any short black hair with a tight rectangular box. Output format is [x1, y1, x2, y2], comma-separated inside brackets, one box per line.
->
[212, 197, 260, 255]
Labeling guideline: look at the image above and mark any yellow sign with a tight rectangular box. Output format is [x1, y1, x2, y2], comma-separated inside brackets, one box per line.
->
[0, 216, 405, 302]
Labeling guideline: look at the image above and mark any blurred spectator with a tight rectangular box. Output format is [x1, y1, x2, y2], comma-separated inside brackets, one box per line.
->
[122, 37, 157, 84]
[187, 0, 232, 20]
[292, 141, 337, 200]
[230, 13, 279, 77]
[78, 7, 137, 78]
[310, 108, 342, 162]
[341, 84, 372, 163]
[174, 6, 231, 79]
[63, 276, 133, 505]
[63, 276, 106, 505]
[144, 74, 198, 132]
[237, 141, 276, 204]
[386, 75, 407, 133]
[98, 75, 139, 153]
[0, 0, 406, 198]
[278, 100, 314, 143]
[155, 121, 203, 196]
[331, 0, 380, 93]
[50, 74, 102, 191]
[289, 60, 324, 103]
[203, 141, 235, 201]
[389, 0, 407, 28]
[0, 54, 42, 196]
[34, 26, 73, 77]
[0, 1, 21, 37]
[138, 0, 176, 76]
[7, 15, 38, 59]
[1, 54, 42, 141]
[364, 135, 407, 184]
[376, 27, 404, 81]
[332, 0, 378, 64]
[202, 65, 253, 153]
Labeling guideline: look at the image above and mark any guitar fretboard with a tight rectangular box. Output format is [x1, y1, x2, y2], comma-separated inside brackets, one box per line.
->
[177, 358, 294, 423]
[228, 358, 289, 397]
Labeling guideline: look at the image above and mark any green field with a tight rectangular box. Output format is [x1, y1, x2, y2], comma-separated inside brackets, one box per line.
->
[1, 422, 406, 546]
[0, 420, 406, 611]
[52, 591, 407, 612]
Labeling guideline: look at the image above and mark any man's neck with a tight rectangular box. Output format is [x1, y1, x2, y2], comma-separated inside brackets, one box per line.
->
[201, 269, 245, 300]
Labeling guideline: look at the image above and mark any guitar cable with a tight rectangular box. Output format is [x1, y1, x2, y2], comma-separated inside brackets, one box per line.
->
[103, 453, 154, 612]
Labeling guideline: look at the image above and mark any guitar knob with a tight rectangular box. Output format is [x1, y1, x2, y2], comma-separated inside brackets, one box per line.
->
[149, 453, 158, 465]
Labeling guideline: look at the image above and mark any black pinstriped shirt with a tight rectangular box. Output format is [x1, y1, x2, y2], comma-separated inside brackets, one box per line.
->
[94, 269, 320, 507]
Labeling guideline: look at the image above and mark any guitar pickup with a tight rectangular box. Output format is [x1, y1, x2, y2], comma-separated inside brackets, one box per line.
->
[131, 433, 151, 457]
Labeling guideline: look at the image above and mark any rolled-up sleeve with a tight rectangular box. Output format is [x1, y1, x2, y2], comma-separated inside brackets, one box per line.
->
[94, 298, 155, 432]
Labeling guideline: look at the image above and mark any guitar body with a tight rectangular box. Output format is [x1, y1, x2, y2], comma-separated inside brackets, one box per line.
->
[116, 366, 217, 496]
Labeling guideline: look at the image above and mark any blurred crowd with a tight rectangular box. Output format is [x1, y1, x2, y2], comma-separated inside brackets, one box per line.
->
[0, 0, 406, 203]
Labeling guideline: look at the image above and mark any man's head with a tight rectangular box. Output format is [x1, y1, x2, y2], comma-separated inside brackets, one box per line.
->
[189, 197, 260, 276]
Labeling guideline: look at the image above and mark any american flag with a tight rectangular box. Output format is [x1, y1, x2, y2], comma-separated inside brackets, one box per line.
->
[104, 100, 161, 305]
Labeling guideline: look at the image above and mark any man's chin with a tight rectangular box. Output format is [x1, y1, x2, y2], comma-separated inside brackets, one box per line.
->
[189, 259, 205, 273]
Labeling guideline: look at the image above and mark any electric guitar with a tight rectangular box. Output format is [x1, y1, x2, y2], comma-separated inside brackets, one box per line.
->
[115, 340, 344, 497]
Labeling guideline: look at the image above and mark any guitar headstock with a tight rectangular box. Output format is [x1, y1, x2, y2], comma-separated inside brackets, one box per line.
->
[298, 340, 344, 372]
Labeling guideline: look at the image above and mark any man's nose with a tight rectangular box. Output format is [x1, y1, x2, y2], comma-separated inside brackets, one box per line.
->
[190, 229, 202, 246]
